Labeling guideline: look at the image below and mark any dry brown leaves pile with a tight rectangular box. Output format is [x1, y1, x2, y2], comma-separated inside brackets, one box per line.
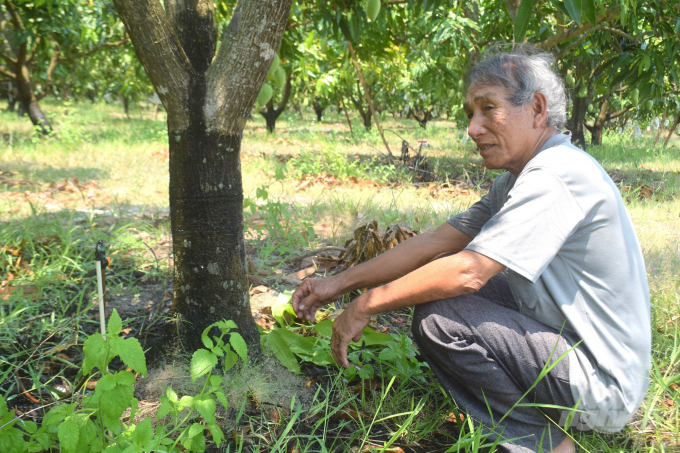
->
[338, 220, 417, 269]
[295, 173, 381, 191]
[0, 174, 110, 210]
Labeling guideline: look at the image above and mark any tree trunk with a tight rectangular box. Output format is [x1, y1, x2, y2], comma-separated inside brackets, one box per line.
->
[313, 97, 324, 122]
[591, 100, 608, 146]
[113, 0, 293, 351]
[15, 66, 52, 134]
[7, 82, 16, 112]
[258, 76, 292, 133]
[664, 109, 680, 149]
[568, 94, 588, 150]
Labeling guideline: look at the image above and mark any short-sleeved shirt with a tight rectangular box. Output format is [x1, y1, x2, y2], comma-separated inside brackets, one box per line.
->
[448, 133, 651, 432]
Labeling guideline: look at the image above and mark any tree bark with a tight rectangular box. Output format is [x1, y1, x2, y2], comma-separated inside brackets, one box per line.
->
[590, 100, 608, 146]
[113, 0, 293, 351]
[664, 109, 680, 149]
[3, 0, 52, 134]
[312, 97, 325, 122]
[568, 94, 588, 149]
[653, 104, 668, 150]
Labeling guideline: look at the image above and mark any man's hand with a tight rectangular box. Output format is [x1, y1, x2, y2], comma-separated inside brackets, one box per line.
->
[292, 277, 344, 322]
[331, 299, 372, 368]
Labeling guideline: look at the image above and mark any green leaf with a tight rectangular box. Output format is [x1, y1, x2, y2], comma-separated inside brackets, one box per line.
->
[675, 19, 680, 35]
[194, 395, 217, 424]
[312, 320, 334, 338]
[101, 384, 134, 431]
[564, 0, 582, 23]
[82, 333, 109, 374]
[513, 0, 535, 43]
[265, 329, 302, 374]
[167, 387, 178, 402]
[111, 337, 147, 376]
[229, 333, 248, 364]
[209, 375, 223, 388]
[22, 420, 37, 434]
[132, 417, 154, 448]
[209, 423, 225, 447]
[178, 395, 195, 411]
[190, 349, 218, 382]
[58, 417, 80, 453]
[582, 0, 596, 25]
[0, 428, 25, 453]
[224, 349, 239, 372]
[107, 309, 123, 336]
[357, 329, 392, 346]
[201, 333, 214, 350]
[215, 391, 229, 410]
[157, 395, 170, 419]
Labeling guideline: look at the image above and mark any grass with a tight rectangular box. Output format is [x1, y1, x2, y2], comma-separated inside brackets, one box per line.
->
[1, 98, 680, 451]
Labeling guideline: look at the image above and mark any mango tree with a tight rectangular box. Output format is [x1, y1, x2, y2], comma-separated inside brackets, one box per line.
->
[111, 0, 293, 351]
[0, 0, 126, 133]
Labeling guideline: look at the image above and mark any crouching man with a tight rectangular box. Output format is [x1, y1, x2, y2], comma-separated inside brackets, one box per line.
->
[292, 46, 651, 453]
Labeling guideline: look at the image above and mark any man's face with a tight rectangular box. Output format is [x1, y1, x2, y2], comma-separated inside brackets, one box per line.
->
[463, 85, 539, 176]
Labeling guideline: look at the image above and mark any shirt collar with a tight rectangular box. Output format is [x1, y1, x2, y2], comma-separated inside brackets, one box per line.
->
[537, 132, 572, 153]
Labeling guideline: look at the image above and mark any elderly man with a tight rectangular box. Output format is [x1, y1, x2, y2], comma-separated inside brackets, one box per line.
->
[292, 47, 650, 453]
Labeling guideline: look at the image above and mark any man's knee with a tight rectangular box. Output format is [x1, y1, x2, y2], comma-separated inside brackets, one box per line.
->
[412, 298, 474, 346]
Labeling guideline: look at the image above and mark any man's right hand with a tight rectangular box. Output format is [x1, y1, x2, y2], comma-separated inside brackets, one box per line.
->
[292, 277, 344, 322]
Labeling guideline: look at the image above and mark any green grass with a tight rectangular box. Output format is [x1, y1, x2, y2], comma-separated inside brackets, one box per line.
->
[1, 99, 679, 451]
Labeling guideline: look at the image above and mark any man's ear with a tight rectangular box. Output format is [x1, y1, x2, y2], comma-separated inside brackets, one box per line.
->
[532, 92, 549, 128]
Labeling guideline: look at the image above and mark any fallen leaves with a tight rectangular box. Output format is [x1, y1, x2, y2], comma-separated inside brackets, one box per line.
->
[295, 172, 381, 191]
[339, 221, 417, 269]
[0, 176, 111, 210]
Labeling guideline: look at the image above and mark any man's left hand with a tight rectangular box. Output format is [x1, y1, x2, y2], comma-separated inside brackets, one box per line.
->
[331, 299, 372, 368]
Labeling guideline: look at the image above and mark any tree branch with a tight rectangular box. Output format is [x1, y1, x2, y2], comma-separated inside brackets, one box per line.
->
[0, 49, 16, 66]
[205, 0, 293, 136]
[26, 36, 40, 64]
[4, 1, 26, 65]
[63, 36, 129, 61]
[0, 64, 16, 79]
[536, 5, 620, 50]
[112, 0, 192, 131]
[162, 0, 216, 72]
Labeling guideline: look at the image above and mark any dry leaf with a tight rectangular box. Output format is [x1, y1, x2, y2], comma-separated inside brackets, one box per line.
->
[250, 285, 270, 295]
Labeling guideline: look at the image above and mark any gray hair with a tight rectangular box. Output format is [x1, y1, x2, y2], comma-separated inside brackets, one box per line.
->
[465, 45, 567, 131]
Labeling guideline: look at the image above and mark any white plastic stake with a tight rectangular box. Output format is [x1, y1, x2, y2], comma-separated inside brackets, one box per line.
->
[96, 260, 106, 339]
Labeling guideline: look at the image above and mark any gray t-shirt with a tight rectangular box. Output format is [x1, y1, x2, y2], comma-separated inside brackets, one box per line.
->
[448, 133, 651, 432]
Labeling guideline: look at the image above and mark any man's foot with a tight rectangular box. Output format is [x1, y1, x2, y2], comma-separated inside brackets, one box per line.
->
[551, 436, 575, 453]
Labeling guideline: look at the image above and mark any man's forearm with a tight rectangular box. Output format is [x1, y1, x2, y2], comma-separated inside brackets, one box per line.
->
[332, 224, 472, 295]
[356, 250, 504, 316]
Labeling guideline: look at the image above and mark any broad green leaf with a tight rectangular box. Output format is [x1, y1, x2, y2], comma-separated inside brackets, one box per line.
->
[82, 333, 109, 374]
[58, 417, 80, 453]
[22, 420, 37, 433]
[312, 320, 334, 338]
[188, 423, 204, 438]
[132, 417, 154, 448]
[564, 0, 582, 24]
[513, 0, 535, 43]
[229, 333, 248, 364]
[0, 395, 7, 415]
[224, 349, 239, 372]
[215, 391, 229, 410]
[178, 395, 195, 411]
[166, 387, 178, 402]
[209, 375, 223, 387]
[100, 384, 134, 431]
[156, 395, 170, 419]
[209, 423, 225, 447]
[201, 333, 214, 350]
[357, 329, 391, 346]
[194, 395, 217, 424]
[190, 349, 218, 382]
[675, 19, 680, 35]
[102, 446, 123, 453]
[0, 428, 25, 453]
[111, 337, 147, 376]
[582, 0, 596, 25]
[265, 329, 301, 374]
[107, 309, 123, 336]
[75, 418, 98, 452]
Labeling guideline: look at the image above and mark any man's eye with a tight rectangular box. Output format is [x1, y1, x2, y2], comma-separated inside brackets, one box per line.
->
[484, 105, 494, 111]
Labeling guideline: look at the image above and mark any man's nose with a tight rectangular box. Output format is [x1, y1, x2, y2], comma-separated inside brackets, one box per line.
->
[467, 113, 485, 140]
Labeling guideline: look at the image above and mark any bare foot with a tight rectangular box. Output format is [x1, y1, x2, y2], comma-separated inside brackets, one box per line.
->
[551, 436, 574, 453]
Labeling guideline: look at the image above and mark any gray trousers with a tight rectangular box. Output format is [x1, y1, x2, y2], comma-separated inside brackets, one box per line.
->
[412, 274, 575, 452]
